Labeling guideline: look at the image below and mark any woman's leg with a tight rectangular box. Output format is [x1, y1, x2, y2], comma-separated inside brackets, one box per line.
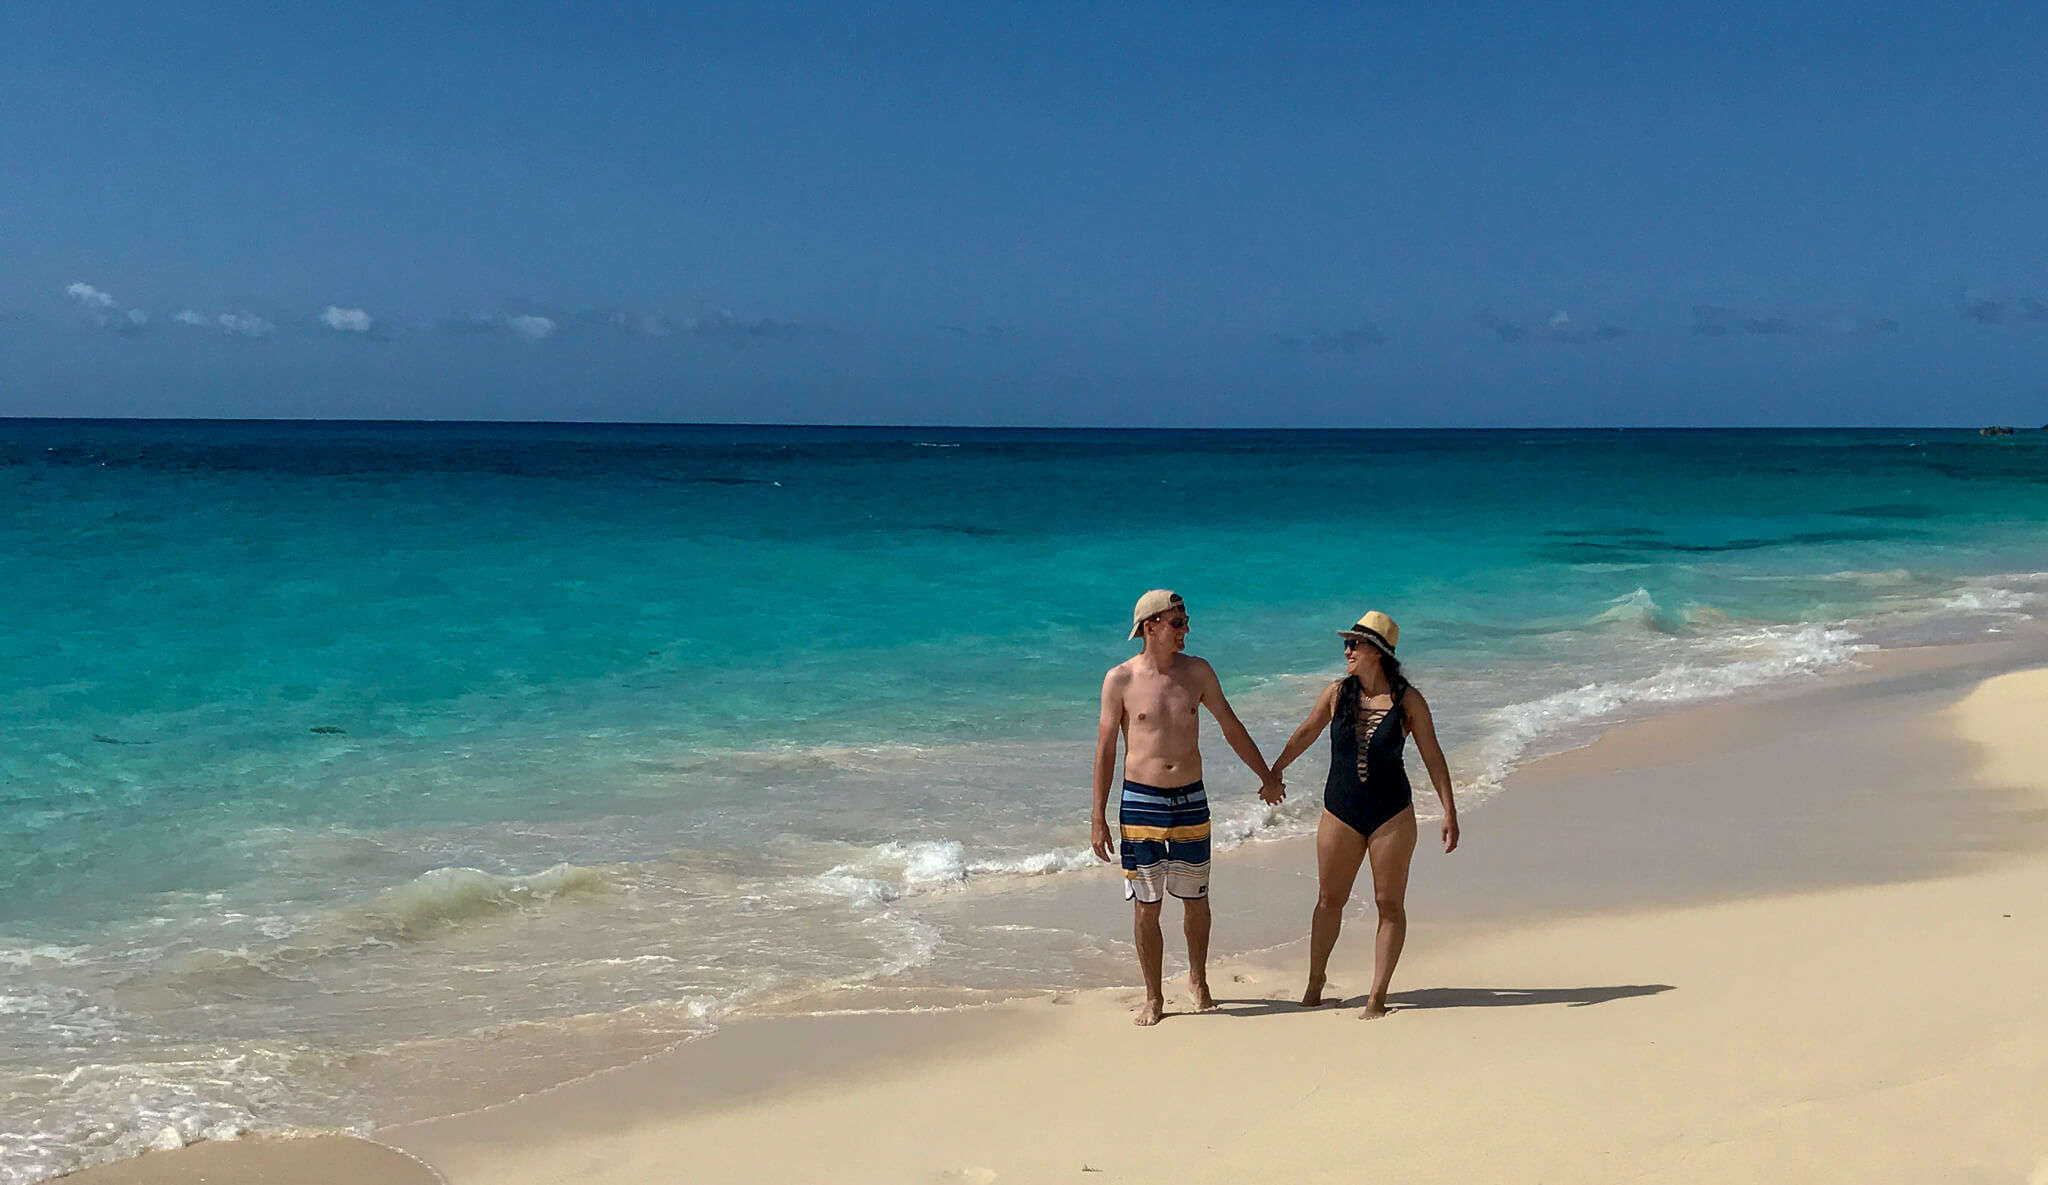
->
[1302, 810, 1369, 1006]
[1360, 807, 1418, 1019]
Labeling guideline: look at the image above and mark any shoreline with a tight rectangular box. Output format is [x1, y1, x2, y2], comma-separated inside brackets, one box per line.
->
[59, 630, 2048, 1184]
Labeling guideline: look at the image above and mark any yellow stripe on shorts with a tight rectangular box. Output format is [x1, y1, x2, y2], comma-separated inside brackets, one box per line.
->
[1119, 823, 1211, 842]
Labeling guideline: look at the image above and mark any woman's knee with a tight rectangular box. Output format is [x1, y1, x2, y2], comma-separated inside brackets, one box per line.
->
[1314, 887, 1350, 913]
[1373, 892, 1406, 922]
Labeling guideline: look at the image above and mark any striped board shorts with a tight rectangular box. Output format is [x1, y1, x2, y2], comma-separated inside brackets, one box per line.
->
[1118, 779, 1211, 903]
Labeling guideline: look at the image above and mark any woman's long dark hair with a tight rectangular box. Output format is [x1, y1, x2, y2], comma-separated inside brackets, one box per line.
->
[1379, 651, 1413, 702]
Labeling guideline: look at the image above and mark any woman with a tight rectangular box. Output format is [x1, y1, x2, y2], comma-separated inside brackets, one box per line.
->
[1269, 610, 1459, 1019]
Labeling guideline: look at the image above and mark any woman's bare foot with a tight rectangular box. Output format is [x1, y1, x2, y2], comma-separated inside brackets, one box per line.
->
[1189, 978, 1217, 1012]
[1357, 994, 1391, 1020]
[1134, 997, 1165, 1026]
[1300, 975, 1328, 1007]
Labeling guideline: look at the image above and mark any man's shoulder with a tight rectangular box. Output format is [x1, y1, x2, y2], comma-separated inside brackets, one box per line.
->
[1176, 653, 1219, 684]
[1102, 658, 1138, 684]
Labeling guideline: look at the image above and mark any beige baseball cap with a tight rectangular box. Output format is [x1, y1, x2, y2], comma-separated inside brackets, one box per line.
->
[1338, 610, 1399, 656]
[1129, 589, 1186, 639]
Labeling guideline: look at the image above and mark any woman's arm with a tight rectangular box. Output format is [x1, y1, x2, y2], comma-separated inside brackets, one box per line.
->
[1404, 689, 1460, 853]
[1270, 681, 1340, 779]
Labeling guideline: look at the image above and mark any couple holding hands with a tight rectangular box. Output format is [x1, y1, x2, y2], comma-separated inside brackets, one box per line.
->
[1091, 590, 1459, 1026]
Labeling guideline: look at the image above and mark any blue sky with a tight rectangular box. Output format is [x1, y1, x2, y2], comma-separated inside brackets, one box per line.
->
[3, 1, 2044, 425]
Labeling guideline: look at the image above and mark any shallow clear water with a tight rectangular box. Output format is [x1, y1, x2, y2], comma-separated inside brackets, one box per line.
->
[4, 421, 2046, 1180]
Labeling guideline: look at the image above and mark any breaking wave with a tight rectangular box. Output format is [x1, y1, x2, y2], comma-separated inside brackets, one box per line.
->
[156, 864, 614, 988]
[1588, 587, 1701, 635]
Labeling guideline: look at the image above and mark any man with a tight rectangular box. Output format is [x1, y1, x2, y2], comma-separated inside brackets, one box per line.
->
[1092, 589, 1285, 1026]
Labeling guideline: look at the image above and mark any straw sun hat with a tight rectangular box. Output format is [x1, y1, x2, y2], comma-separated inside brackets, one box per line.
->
[1338, 610, 1399, 657]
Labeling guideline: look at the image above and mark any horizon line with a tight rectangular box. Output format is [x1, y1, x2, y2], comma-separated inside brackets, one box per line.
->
[2, 416, 2035, 432]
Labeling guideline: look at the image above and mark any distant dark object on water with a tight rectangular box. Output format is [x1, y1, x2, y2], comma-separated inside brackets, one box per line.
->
[310, 725, 347, 735]
[1978, 425, 2014, 436]
[92, 734, 153, 745]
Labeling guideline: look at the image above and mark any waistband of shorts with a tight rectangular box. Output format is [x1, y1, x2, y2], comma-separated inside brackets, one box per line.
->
[1121, 777, 1206, 800]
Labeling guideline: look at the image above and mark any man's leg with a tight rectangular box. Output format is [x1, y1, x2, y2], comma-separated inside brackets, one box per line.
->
[1133, 900, 1165, 1026]
[1181, 895, 1215, 1011]
[1160, 789, 1215, 1013]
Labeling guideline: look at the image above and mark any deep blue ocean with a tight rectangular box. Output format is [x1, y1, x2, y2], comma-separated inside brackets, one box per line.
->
[4, 420, 2046, 1181]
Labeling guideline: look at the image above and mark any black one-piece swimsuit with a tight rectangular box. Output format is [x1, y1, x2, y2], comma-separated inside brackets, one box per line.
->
[1322, 675, 1413, 838]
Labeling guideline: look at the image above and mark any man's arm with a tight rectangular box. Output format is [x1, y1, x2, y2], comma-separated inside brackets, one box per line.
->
[1193, 659, 1284, 803]
[1091, 669, 1124, 862]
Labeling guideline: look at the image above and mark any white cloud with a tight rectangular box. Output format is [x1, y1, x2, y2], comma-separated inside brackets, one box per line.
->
[170, 308, 273, 337]
[63, 281, 150, 334]
[431, 310, 563, 339]
[506, 313, 555, 340]
[65, 282, 116, 309]
[320, 305, 374, 333]
[217, 312, 273, 337]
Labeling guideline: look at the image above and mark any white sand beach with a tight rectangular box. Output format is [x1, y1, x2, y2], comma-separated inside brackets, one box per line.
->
[66, 640, 2048, 1185]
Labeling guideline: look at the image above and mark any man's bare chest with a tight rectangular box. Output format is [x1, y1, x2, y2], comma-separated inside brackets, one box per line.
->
[1125, 677, 1200, 728]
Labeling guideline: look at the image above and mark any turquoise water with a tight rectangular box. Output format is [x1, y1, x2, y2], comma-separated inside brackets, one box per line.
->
[4, 421, 2046, 1180]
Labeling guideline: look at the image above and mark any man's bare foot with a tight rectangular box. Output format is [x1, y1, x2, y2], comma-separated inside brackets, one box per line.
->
[1300, 975, 1327, 1007]
[1133, 997, 1165, 1026]
[1189, 980, 1216, 1012]
[1357, 995, 1391, 1020]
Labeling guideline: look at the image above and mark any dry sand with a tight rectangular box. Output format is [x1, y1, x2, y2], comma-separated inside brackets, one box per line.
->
[65, 641, 2048, 1184]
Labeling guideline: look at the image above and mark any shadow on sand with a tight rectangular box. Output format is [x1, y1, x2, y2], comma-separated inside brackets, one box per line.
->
[1209, 983, 1673, 1018]
[1385, 984, 1674, 1009]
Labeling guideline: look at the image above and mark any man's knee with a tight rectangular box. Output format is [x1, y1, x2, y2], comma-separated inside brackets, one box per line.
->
[1133, 900, 1163, 924]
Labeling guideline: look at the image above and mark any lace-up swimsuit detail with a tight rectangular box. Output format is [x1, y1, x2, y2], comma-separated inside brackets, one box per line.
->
[1322, 675, 1414, 838]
